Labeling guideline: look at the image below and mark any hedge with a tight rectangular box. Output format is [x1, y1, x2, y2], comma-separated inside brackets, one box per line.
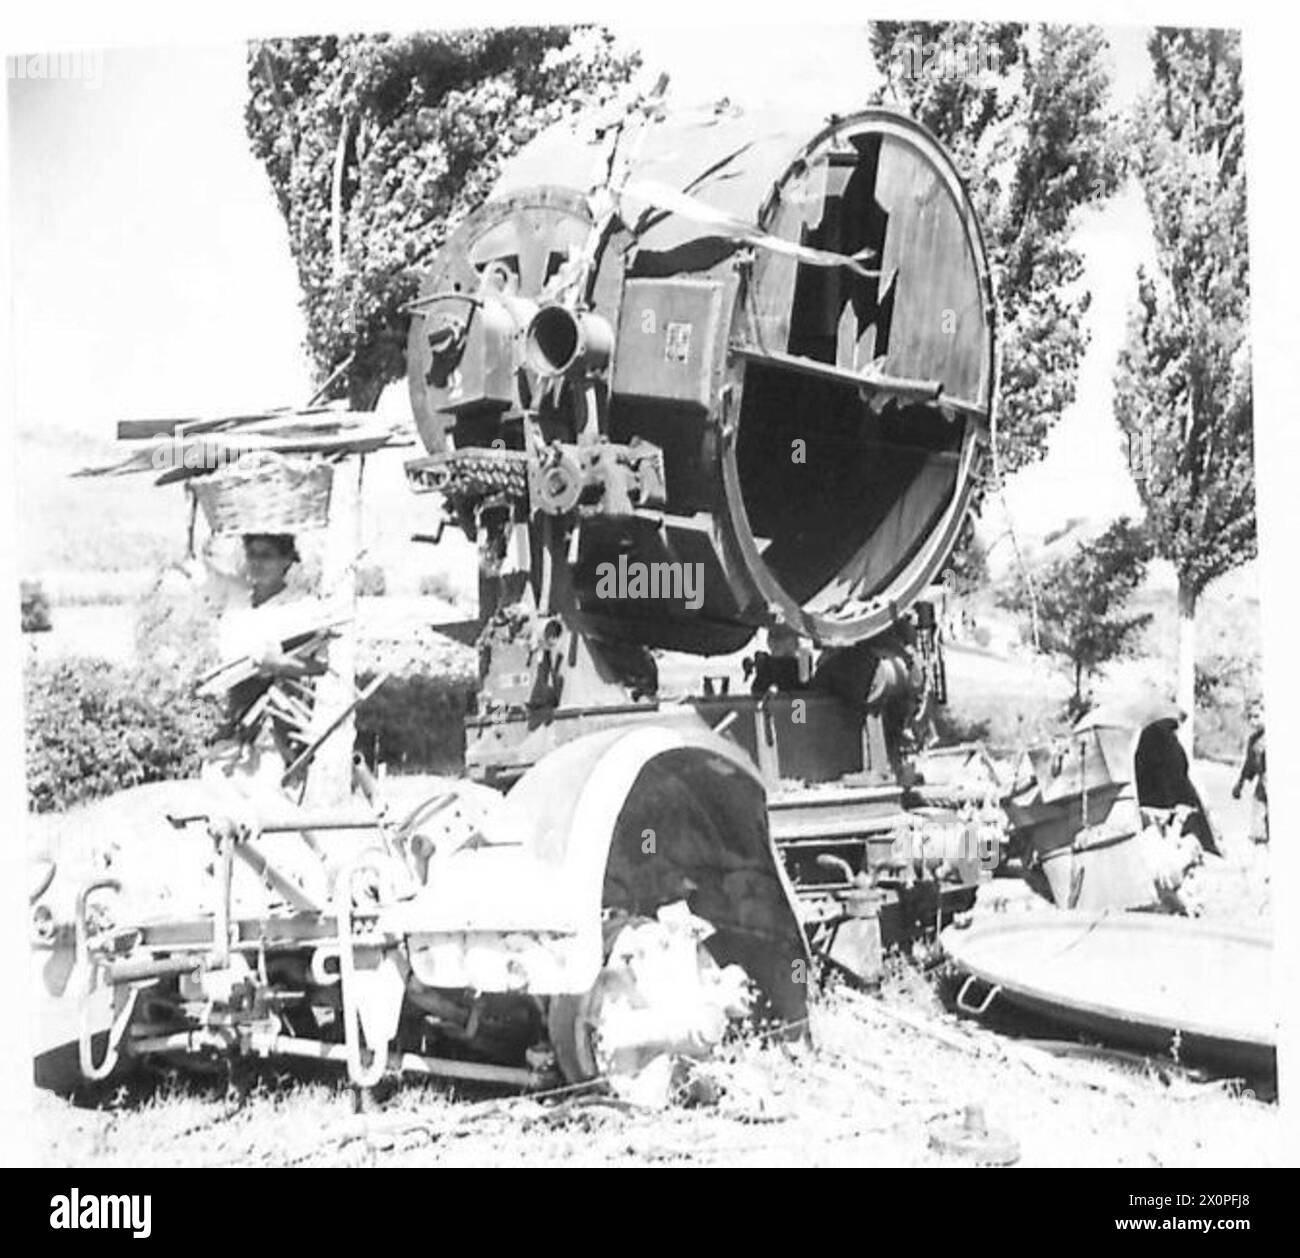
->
[25, 655, 478, 811]
[24, 657, 223, 813]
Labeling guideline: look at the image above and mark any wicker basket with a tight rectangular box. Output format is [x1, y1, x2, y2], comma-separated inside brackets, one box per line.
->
[192, 452, 333, 535]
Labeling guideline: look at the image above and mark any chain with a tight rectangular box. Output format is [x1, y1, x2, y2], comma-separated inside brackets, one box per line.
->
[434, 449, 529, 509]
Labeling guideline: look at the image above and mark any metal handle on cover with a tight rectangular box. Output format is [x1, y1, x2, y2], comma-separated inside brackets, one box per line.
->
[954, 973, 1001, 1016]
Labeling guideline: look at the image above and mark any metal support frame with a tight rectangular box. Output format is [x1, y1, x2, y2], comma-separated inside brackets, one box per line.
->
[127, 1031, 548, 1090]
[335, 860, 391, 1087]
[75, 878, 140, 1081]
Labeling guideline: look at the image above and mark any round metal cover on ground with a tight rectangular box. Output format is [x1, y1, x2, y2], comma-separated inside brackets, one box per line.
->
[928, 1104, 1020, 1166]
[940, 912, 1275, 1073]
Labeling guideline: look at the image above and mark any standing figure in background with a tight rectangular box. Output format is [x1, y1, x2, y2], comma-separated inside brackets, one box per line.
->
[1232, 704, 1267, 845]
[1133, 709, 1221, 856]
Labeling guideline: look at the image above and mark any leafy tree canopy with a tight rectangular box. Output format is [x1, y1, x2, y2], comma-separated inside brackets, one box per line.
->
[1001, 517, 1153, 714]
[869, 23, 1124, 478]
[1114, 27, 1253, 601]
[246, 27, 638, 408]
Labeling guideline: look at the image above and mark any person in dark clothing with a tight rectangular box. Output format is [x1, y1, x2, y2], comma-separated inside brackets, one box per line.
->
[1233, 708, 1267, 844]
[1133, 713, 1221, 856]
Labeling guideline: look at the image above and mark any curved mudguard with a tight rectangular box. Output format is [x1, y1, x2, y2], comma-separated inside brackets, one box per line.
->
[393, 725, 811, 1026]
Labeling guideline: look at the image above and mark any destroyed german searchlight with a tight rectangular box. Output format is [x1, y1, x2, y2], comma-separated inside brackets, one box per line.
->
[35, 103, 1009, 1097]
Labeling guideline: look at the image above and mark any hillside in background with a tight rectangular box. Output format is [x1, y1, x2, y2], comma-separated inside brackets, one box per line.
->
[16, 425, 181, 583]
[15, 382, 478, 604]
[944, 556, 1261, 762]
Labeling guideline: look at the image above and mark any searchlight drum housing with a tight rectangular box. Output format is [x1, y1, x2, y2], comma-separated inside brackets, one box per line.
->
[407, 107, 994, 654]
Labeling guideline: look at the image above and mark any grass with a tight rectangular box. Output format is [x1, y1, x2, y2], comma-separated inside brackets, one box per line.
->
[938, 645, 1073, 754]
[28, 973, 1279, 1168]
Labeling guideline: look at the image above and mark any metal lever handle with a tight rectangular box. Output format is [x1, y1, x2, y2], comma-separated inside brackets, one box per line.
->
[954, 973, 1002, 1017]
[75, 878, 130, 1081]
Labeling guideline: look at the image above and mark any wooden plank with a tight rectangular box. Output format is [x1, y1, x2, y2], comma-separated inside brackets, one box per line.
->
[284, 672, 387, 789]
[196, 623, 347, 697]
[94, 423, 408, 484]
[117, 419, 188, 440]
[118, 407, 389, 443]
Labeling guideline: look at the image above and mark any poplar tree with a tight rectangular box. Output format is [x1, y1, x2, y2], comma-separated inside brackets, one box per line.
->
[1113, 27, 1253, 745]
[869, 22, 1123, 477]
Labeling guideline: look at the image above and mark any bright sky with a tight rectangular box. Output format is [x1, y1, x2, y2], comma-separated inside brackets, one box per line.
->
[8, 24, 1156, 550]
[9, 44, 309, 428]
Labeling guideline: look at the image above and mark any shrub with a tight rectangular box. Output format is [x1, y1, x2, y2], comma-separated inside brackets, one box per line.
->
[418, 571, 461, 602]
[20, 580, 52, 633]
[24, 657, 222, 812]
[999, 517, 1153, 717]
[355, 673, 475, 775]
[285, 553, 323, 597]
[133, 570, 219, 671]
[1195, 649, 1258, 710]
[356, 563, 388, 598]
[1196, 649, 1261, 763]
